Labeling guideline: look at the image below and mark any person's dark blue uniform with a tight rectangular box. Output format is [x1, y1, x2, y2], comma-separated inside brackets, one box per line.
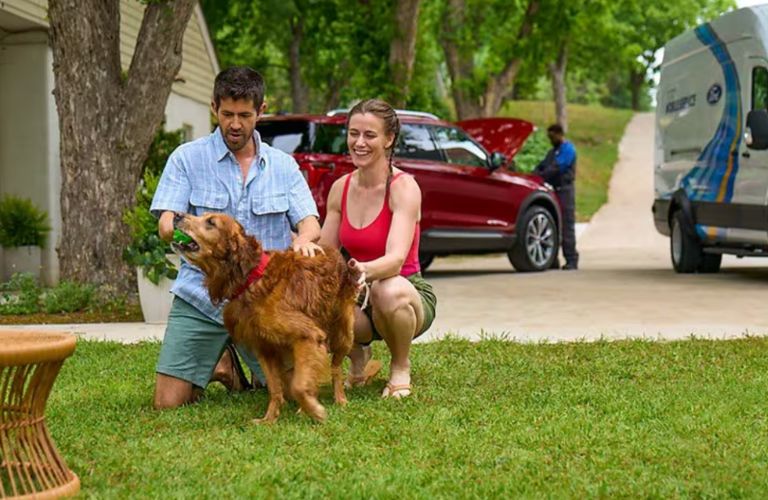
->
[534, 124, 579, 270]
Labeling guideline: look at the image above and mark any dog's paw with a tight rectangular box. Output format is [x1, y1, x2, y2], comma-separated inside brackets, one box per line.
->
[303, 405, 328, 423]
[335, 395, 348, 406]
[252, 416, 277, 425]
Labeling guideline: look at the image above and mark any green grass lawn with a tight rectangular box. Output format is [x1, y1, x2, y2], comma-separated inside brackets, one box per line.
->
[48, 337, 768, 498]
[501, 101, 635, 221]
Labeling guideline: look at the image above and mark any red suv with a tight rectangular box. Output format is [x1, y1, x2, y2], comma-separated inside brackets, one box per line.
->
[256, 110, 561, 272]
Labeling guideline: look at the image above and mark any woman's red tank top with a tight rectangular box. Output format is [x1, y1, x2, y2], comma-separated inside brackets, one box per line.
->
[339, 172, 420, 276]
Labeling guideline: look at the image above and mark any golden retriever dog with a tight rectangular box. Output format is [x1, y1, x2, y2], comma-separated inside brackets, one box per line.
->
[172, 212, 360, 423]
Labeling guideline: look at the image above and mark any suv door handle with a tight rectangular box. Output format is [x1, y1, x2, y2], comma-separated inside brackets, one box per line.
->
[742, 151, 751, 158]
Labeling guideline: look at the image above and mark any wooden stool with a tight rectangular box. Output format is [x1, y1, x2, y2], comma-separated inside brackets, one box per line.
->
[0, 331, 79, 499]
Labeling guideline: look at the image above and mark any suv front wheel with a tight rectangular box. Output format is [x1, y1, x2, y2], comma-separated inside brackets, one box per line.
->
[419, 252, 435, 272]
[508, 206, 559, 272]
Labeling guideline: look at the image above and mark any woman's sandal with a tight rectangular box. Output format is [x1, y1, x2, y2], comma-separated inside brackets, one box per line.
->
[381, 383, 411, 399]
[345, 359, 383, 388]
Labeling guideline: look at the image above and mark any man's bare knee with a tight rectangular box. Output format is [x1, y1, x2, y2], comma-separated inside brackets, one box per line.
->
[154, 373, 196, 409]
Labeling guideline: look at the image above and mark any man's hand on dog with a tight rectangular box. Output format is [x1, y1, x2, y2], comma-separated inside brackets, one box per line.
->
[292, 240, 325, 257]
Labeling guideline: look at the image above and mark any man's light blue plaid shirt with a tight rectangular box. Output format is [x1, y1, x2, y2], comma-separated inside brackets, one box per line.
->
[150, 128, 318, 323]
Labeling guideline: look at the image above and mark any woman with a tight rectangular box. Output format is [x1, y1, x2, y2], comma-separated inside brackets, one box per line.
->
[318, 98, 437, 399]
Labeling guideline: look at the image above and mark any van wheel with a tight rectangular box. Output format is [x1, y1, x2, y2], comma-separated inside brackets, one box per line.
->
[670, 210, 703, 273]
[698, 253, 722, 273]
[509, 206, 558, 272]
[419, 253, 434, 272]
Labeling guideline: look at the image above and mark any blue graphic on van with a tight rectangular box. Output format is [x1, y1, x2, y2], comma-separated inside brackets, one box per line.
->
[707, 83, 723, 104]
[679, 23, 742, 207]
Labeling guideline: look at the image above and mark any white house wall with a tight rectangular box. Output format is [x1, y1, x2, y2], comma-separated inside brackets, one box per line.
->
[165, 92, 212, 140]
[0, 31, 59, 285]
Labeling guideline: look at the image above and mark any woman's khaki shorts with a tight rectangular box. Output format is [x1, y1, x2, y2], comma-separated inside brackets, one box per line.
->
[357, 272, 437, 344]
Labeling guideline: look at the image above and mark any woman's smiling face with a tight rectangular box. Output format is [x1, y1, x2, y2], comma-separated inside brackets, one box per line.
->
[347, 112, 395, 169]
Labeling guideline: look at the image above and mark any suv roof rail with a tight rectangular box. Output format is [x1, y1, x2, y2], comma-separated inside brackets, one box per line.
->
[326, 108, 440, 120]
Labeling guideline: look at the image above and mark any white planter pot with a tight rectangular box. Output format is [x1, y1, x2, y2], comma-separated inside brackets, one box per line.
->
[136, 254, 180, 324]
[2, 246, 41, 282]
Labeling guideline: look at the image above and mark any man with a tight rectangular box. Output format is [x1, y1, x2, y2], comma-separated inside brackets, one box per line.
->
[534, 124, 579, 270]
[150, 67, 321, 409]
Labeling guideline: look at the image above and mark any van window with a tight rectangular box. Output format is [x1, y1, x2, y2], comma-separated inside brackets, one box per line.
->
[752, 67, 768, 110]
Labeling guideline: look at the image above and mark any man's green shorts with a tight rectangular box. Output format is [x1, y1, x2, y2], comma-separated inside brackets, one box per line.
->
[156, 297, 265, 389]
[357, 272, 437, 344]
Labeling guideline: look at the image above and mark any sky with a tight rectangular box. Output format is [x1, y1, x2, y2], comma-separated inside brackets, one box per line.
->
[737, 0, 766, 7]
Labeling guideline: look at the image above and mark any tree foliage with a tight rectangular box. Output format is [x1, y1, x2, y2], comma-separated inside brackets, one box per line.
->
[202, 0, 737, 118]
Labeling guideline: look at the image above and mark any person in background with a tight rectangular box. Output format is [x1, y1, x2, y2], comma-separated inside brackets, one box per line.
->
[534, 124, 579, 270]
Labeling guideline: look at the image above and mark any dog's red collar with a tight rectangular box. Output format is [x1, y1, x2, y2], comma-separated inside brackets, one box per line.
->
[231, 252, 270, 301]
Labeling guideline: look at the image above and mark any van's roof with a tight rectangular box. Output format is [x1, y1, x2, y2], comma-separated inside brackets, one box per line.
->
[663, 5, 768, 67]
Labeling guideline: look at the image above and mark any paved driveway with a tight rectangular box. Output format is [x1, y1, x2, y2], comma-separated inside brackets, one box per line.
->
[420, 113, 768, 342]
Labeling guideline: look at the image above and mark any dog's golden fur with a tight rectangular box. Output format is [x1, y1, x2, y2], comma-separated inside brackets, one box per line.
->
[174, 212, 359, 423]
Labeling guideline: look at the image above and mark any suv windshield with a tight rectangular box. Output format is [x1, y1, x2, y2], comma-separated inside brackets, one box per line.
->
[430, 125, 489, 167]
[257, 121, 347, 154]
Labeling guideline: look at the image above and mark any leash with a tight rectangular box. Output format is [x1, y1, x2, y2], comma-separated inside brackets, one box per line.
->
[357, 272, 371, 310]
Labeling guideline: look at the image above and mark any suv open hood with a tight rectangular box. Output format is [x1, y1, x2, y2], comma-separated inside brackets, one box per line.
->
[457, 118, 534, 161]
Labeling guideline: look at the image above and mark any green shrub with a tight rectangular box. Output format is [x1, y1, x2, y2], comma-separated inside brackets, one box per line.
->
[43, 280, 96, 314]
[0, 274, 133, 316]
[89, 286, 132, 314]
[123, 125, 185, 285]
[0, 273, 41, 315]
[143, 124, 185, 177]
[123, 170, 179, 285]
[513, 129, 552, 173]
[0, 195, 51, 247]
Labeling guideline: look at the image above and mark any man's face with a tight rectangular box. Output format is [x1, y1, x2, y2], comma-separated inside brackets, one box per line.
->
[547, 131, 563, 146]
[212, 97, 265, 152]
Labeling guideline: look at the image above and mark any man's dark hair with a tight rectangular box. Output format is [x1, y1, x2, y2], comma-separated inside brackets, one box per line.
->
[213, 67, 265, 109]
[547, 124, 564, 135]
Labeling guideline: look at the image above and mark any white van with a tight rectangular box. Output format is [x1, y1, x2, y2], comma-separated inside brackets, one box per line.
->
[654, 5, 768, 272]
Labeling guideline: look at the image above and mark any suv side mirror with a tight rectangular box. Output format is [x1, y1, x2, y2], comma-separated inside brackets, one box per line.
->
[746, 109, 768, 150]
[490, 151, 507, 170]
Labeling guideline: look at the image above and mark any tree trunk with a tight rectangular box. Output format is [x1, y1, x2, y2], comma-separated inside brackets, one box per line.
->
[49, 0, 196, 291]
[387, 0, 422, 108]
[289, 16, 309, 114]
[629, 68, 645, 111]
[440, 0, 482, 119]
[549, 42, 568, 132]
[324, 60, 351, 111]
[481, 0, 539, 117]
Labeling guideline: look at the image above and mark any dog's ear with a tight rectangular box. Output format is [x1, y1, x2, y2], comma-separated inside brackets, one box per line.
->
[233, 233, 264, 276]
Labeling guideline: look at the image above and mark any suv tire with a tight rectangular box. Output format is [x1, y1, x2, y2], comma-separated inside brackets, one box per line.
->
[419, 252, 435, 272]
[508, 206, 558, 272]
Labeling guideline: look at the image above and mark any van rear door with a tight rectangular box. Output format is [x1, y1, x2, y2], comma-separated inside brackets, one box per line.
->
[735, 57, 768, 242]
